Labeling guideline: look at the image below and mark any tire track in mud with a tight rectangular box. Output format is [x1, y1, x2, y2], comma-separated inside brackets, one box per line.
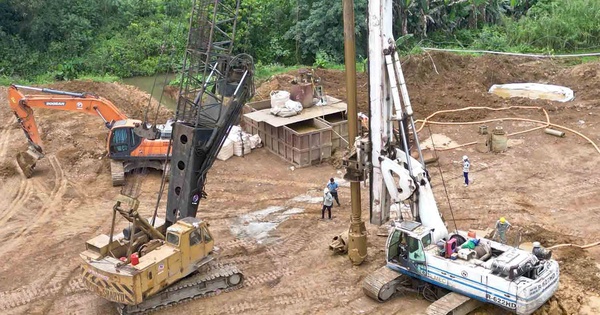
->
[0, 195, 116, 313]
[0, 116, 16, 159]
[0, 264, 76, 311]
[204, 281, 353, 315]
[0, 177, 34, 233]
[25, 156, 68, 234]
[7, 156, 66, 244]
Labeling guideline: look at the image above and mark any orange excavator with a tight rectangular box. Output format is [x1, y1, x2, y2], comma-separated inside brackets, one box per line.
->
[8, 84, 172, 186]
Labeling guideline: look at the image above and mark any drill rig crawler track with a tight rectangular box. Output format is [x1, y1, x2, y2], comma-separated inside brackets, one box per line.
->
[114, 262, 243, 315]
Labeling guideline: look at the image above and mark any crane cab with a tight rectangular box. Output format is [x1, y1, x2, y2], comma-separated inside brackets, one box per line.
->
[163, 217, 215, 275]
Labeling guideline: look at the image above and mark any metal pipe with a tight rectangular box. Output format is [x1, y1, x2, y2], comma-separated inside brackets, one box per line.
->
[107, 202, 119, 257]
[343, 0, 367, 266]
[13, 84, 88, 98]
[544, 128, 565, 138]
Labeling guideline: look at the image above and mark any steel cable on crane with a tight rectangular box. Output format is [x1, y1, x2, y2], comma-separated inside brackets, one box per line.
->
[427, 124, 459, 234]
[151, 20, 187, 225]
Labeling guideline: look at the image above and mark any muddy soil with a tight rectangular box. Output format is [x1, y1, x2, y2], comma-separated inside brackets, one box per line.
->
[1, 52, 599, 315]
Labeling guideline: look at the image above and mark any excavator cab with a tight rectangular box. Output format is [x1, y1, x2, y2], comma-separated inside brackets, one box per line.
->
[108, 121, 143, 158]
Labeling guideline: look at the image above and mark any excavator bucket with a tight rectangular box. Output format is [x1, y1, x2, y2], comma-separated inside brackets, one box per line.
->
[15, 147, 42, 178]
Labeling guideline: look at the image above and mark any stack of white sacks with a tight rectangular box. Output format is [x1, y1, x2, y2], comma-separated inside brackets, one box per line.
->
[217, 125, 262, 161]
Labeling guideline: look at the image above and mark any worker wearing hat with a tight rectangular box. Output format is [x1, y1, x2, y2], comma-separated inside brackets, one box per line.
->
[462, 155, 470, 187]
[494, 217, 512, 244]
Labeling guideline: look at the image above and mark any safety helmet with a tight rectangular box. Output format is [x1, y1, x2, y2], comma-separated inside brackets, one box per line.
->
[500, 217, 506, 223]
[463, 155, 468, 161]
[324, 188, 329, 194]
[533, 241, 541, 248]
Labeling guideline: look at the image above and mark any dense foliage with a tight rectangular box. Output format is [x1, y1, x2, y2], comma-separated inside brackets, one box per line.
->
[0, 0, 190, 80]
[0, 0, 598, 81]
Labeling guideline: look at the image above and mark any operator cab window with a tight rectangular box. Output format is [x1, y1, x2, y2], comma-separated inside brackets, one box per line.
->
[166, 232, 180, 246]
[408, 235, 425, 262]
[111, 128, 129, 153]
[189, 230, 202, 246]
[202, 226, 212, 243]
[130, 128, 141, 147]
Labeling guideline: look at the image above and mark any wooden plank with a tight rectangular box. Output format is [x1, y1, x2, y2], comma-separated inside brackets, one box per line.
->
[243, 96, 347, 127]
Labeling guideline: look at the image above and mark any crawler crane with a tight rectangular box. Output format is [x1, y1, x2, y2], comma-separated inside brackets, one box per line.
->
[79, 0, 255, 313]
[342, 1, 560, 314]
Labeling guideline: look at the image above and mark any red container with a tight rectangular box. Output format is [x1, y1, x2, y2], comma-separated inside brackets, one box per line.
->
[445, 239, 457, 258]
[131, 253, 139, 266]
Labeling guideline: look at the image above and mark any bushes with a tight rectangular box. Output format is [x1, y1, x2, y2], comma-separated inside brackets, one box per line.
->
[506, 0, 600, 51]
[1, 0, 599, 81]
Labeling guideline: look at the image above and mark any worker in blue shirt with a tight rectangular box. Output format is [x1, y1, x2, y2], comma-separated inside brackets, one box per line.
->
[327, 178, 341, 206]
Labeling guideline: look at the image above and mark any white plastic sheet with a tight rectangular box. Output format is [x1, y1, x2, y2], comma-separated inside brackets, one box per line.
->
[489, 83, 574, 102]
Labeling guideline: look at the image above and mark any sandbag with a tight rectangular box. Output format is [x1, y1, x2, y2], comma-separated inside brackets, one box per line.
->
[249, 134, 262, 149]
[217, 139, 234, 161]
[233, 134, 252, 156]
[270, 90, 290, 108]
[270, 106, 299, 117]
[284, 99, 303, 112]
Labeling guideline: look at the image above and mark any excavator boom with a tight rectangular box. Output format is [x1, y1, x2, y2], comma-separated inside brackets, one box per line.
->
[9, 84, 128, 147]
[7, 84, 170, 183]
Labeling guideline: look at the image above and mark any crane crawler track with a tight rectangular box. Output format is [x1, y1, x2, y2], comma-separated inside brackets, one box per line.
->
[117, 263, 243, 315]
[363, 265, 405, 302]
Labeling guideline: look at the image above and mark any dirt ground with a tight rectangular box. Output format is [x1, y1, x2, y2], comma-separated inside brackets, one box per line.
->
[1, 51, 599, 315]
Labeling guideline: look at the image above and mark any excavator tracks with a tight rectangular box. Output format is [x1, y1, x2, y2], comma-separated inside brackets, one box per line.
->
[362, 265, 406, 302]
[117, 262, 243, 315]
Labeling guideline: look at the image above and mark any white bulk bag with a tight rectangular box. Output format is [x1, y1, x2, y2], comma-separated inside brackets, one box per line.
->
[217, 138, 234, 161]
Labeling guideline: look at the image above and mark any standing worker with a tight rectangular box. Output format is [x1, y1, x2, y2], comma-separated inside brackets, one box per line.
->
[462, 155, 470, 187]
[321, 188, 334, 220]
[327, 178, 341, 206]
[494, 217, 512, 244]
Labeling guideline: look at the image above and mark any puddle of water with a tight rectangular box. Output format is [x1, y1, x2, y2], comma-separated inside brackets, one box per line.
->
[230, 190, 347, 243]
[230, 206, 305, 244]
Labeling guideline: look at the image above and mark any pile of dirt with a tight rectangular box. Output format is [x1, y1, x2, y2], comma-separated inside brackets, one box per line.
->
[254, 51, 600, 123]
[521, 225, 599, 314]
[47, 80, 174, 122]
